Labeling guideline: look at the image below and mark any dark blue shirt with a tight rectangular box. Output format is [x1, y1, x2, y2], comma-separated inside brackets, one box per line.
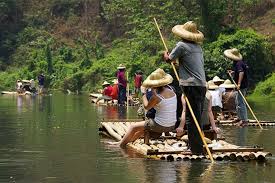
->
[233, 60, 248, 89]
[38, 75, 45, 86]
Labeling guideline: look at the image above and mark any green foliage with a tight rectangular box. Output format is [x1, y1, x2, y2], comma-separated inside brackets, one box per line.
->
[0, 0, 273, 94]
[204, 29, 273, 86]
[252, 73, 275, 97]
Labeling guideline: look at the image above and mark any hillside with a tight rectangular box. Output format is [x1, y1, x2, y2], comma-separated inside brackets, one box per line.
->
[240, 0, 275, 53]
[0, 0, 274, 92]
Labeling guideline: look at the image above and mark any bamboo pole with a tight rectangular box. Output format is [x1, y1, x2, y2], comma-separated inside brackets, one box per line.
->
[153, 17, 214, 163]
[227, 71, 263, 129]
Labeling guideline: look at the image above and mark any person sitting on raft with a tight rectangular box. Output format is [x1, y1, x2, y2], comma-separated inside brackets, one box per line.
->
[177, 83, 221, 138]
[220, 79, 237, 120]
[16, 80, 23, 93]
[96, 81, 113, 104]
[116, 68, 177, 148]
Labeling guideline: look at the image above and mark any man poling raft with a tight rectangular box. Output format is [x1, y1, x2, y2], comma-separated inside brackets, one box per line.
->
[163, 21, 209, 155]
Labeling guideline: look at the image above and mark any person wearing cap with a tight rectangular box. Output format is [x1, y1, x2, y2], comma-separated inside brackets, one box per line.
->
[208, 80, 223, 120]
[134, 70, 143, 97]
[163, 21, 206, 154]
[114, 68, 177, 148]
[96, 81, 113, 104]
[117, 64, 127, 105]
[220, 79, 237, 120]
[224, 48, 248, 126]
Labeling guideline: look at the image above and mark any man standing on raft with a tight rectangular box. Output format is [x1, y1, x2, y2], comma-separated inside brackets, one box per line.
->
[163, 21, 206, 154]
[224, 48, 249, 126]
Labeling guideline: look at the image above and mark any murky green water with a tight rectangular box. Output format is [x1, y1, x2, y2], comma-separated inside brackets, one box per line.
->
[0, 93, 274, 183]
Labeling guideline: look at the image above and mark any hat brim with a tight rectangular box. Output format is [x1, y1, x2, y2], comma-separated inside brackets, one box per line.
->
[102, 82, 110, 86]
[142, 74, 173, 88]
[208, 85, 219, 90]
[172, 25, 204, 43]
[213, 79, 225, 83]
[219, 84, 236, 89]
[117, 67, 126, 69]
[224, 50, 243, 61]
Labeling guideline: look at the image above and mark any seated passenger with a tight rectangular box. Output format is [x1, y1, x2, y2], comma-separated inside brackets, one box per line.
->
[96, 81, 113, 104]
[208, 80, 223, 119]
[16, 80, 23, 93]
[176, 87, 221, 137]
[220, 79, 237, 119]
[116, 68, 177, 148]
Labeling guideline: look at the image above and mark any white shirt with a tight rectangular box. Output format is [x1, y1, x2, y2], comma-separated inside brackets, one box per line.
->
[209, 89, 223, 108]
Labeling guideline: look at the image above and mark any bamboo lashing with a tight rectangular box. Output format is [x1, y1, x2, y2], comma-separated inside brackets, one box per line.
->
[227, 71, 263, 129]
[153, 17, 214, 163]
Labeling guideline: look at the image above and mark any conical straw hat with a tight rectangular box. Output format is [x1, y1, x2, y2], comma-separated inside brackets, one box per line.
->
[224, 48, 243, 61]
[142, 68, 173, 88]
[207, 80, 219, 90]
[213, 76, 224, 83]
[117, 64, 126, 69]
[172, 21, 204, 43]
[102, 81, 110, 86]
[219, 79, 235, 89]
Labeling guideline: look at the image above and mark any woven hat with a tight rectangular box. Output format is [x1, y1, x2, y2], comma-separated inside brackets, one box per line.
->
[213, 76, 224, 83]
[172, 21, 204, 43]
[219, 79, 235, 89]
[102, 81, 110, 86]
[224, 48, 243, 61]
[207, 80, 219, 90]
[142, 68, 173, 88]
[117, 64, 126, 70]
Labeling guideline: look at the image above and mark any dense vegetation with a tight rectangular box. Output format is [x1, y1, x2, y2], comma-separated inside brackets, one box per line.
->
[0, 0, 274, 94]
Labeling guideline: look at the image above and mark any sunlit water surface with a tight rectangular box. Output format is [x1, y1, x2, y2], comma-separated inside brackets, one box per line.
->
[0, 93, 275, 183]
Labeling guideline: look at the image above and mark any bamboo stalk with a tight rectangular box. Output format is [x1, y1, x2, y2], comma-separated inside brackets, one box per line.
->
[228, 72, 263, 129]
[101, 122, 122, 141]
[153, 17, 214, 163]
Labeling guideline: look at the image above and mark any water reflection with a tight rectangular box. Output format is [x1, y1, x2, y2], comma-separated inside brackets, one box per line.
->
[0, 94, 275, 183]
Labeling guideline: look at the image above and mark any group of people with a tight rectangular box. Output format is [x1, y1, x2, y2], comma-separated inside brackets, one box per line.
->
[16, 73, 45, 94]
[97, 65, 143, 105]
[113, 21, 248, 155]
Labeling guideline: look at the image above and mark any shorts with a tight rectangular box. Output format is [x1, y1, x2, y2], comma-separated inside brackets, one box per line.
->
[212, 106, 222, 112]
[144, 119, 175, 138]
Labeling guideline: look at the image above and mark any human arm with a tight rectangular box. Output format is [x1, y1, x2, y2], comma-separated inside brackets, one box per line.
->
[163, 43, 185, 63]
[208, 95, 221, 134]
[237, 72, 244, 90]
[142, 88, 160, 110]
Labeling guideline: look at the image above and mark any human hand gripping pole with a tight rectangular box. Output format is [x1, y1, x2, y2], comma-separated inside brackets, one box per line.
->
[153, 18, 214, 163]
[227, 71, 263, 129]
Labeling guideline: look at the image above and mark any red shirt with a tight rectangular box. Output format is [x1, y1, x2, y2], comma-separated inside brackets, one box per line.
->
[134, 74, 142, 88]
[111, 84, 118, 100]
[103, 86, 113, 97]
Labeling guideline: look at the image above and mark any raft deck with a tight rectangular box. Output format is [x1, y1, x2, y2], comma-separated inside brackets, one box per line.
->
[99, 121, 272, 162]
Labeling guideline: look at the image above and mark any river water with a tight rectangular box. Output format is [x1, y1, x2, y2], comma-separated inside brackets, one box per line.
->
[0, 93, 274, 183]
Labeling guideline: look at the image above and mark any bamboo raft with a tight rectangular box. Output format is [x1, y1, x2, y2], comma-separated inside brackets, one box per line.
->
[99, 121, 272, 162]
[89, 93, 140, 106]
[218, 119, 275, 127]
